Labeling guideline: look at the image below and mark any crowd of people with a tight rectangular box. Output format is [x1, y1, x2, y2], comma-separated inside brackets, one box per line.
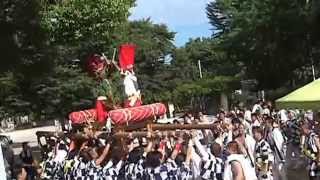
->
[12, 100, 320, 180]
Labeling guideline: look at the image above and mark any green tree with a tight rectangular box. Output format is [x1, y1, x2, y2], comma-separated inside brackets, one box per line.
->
[113, 19, 176, 103]
[41, 0, 135, 56]
[207, 0, 320, 90]
[171, 38, 241, 111]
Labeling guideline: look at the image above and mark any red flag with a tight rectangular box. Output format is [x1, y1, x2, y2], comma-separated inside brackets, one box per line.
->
[96, 99, 107, 124]
[119, 44, 136, 71]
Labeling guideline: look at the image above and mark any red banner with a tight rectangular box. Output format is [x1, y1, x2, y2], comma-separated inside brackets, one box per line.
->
[119, 44, 136, 71]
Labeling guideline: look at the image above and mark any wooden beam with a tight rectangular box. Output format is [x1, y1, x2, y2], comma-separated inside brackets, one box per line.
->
[150, 123, 216, 131]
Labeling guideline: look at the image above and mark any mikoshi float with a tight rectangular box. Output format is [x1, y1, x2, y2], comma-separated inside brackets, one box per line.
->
[68, 44, 166, 128]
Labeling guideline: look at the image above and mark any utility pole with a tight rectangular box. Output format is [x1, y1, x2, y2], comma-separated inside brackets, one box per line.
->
[198, 60, 203, 79]
[311, 48, 316, 81]
[308, 34, 316, 81]
[312, 62, 316, 81]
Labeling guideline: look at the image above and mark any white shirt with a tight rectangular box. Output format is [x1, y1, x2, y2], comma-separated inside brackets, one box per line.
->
[0, 146, 7, 180]
[252, 104, 262, 114]
[224, 154, 258, 180]
[263, 108, 270, 116]
[244, 110, 252, 122]
[279, 109, 288, 122]
[271, 127, 285, 163]
[123, 73, 139, 97]
[245, 135, 256, 166]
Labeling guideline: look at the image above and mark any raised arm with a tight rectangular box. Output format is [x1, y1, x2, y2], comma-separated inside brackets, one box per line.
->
[144, 132, 153, 156]
[231, 161, 245, 180]
[95, 143, 111, 166]
[192, 131, 209, 160]
[170, 136, 183, 160]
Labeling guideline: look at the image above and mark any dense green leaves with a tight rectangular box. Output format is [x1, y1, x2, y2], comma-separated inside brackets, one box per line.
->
[113, 19, 176, 104]
[207, 0, 320, 89]
[41, 0, 134, 52]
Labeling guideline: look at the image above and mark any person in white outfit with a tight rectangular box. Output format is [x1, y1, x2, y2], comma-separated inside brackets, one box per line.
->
[252, 127, 274, 180]
[122, 70, 141, 107]
[224, 141, 258, 180]
[265, 117, 286, 180]
[234, 123, 256, 168]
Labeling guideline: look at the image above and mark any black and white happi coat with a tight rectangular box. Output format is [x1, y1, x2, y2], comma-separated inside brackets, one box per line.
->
[304, 132, 320, 177]
[200, 154, 224, 180]
[254, 139, 274, 179]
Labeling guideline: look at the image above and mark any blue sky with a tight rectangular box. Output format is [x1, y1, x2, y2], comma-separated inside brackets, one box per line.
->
[129, 0, 213, 47]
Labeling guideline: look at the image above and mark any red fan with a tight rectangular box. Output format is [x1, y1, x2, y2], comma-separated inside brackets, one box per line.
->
[119, 44, 136, 71]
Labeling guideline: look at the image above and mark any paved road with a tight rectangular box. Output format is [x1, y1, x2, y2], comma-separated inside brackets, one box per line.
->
[1, 126, 55, 154]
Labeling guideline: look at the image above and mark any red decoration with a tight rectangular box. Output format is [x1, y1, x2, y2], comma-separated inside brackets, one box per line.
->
[123, 99, 142, 108]
[119, 44, 136, 71]
[69, 109, 96, 124]
[86, 54, 107, 79]
[96, 100, 108, 124]
[69, 103, 166, 126]
[109, 103, 166, 125]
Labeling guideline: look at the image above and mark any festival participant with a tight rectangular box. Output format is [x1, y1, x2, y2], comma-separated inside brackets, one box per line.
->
[168, 138, 193, 180]
[16, 165, 28, 180]
[252, 127, 274, 180]
[265, 117, 286, 180]
[251, 113, 261, 128]
[301, 121, 320, 180]
[224, 141, 257, 180]
[184, 112, 194, 124]
[199, 142, 224, 180]
[122, 70, 142, 108]
[234, 123, 256, 168]
[217, 110, 226, 123]
[238, 109, 252, 136]
[20, 142, 37, 180]
[124, 132, 153, 180]
[284, 110, 303, 169]
[124, 146, 145, 180]
[262, 104, 271, 116]
[252, 100, 263, 114]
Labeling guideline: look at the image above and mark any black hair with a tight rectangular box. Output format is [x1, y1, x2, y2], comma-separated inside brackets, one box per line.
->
[252, 126, 264, 135]
[173, 119, 179, 124]
[175, 153, 186, 167]
[22, 142, 29, 147]
[110, 146, 124, 164]
[127, 147, 143, 164]
[145, 151, 162, 168]
[231, 118, 241, 125]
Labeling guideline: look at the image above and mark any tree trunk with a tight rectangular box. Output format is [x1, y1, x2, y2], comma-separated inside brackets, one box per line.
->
[220, 92, 229, 111]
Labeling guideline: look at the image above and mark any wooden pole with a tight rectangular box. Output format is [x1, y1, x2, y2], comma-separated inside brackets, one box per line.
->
[112, 123, 217, 138]
[150, 123, 216, 131]
[36, 123, 217, 140]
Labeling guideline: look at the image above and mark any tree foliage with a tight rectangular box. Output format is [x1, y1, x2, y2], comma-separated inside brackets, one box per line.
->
[207, 0, 320, 89]
[0, 0, 135, 120]
[41, 0, 134, 52]
[170, 37, 241, 110]
[113, 19, 176, 103]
